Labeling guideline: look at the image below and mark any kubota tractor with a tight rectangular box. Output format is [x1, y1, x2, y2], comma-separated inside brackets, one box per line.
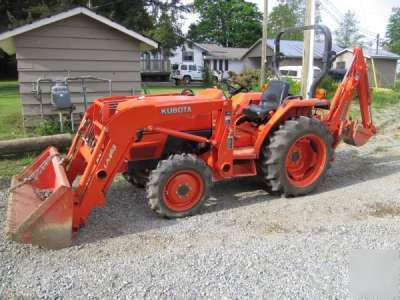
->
[6, 25, 376, 249]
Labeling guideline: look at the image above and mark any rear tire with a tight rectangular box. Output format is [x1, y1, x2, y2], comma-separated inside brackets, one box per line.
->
[146, 154, 211, 218]
[183, 75, 191, 85]
[259, 116, 333, 196]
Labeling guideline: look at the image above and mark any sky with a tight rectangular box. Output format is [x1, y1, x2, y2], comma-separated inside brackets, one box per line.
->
[182, 0, 399, 43]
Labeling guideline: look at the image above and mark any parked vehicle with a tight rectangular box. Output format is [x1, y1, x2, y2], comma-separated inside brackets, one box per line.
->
[171, 64, 203, 84]
[279, 65, 321, 81]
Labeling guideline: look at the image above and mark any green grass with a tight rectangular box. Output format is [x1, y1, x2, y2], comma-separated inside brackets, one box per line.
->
[0, 153, 36, 177]
[0, 80, 25, 140]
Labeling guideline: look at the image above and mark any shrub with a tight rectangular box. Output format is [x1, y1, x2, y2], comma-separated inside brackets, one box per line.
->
[231, 68, 272, 90]
[318, 76, 339, 98]
[281, 77, 301, 95]
[202, 66, 215, 87]
[34, 117, 73, 136]
[227, 71, 237, 79]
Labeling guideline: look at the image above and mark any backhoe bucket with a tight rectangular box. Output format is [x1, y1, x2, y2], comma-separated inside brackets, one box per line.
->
[6, 147, 73, 249]
[343, 121, 376, 147]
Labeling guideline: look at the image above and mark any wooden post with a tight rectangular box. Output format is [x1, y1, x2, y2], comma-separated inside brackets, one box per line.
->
[301, 0, 315, 98]
[371, 57, 379, 88]
[260, 0, 269, 88]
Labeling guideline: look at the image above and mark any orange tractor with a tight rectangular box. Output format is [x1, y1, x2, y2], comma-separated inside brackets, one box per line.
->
[6, 25, 376, 249]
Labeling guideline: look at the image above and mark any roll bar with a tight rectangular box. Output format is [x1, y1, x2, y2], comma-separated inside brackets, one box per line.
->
[272, 25, 336, 97]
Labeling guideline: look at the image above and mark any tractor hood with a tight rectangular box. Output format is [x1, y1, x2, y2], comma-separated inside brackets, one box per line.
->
[116, 88, 226, 112]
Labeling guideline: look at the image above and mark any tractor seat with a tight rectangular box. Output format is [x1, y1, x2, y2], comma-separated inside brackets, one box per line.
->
[242, 80, 290, 122]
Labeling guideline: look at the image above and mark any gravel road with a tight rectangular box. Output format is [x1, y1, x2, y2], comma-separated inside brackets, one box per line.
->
[1, 106, 400, 299]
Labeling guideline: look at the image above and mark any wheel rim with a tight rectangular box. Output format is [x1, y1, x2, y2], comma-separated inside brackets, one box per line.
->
[163, 170, 204, 212]
[285, 134, 327, 188]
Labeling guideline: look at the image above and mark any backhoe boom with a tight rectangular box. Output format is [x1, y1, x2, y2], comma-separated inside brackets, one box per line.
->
[323, 48, 377, 147]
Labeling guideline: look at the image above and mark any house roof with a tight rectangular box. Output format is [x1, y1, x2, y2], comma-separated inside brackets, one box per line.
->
[0, 6, 158, 55]
[336, 48, 400, 60]
[241, 39, 343, 60]
[197, 43, 248, 60]
[242, 38, 400, 61]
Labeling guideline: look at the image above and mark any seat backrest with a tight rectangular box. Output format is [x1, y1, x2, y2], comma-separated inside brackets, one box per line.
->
[260, 80, 290, 109]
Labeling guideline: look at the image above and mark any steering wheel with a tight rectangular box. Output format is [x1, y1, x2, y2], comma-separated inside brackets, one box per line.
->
[224, 80, 249, 97]
[181, 88, 195, 96]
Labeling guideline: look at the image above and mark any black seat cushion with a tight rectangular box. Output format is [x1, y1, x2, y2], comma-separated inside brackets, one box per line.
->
[242, 80, 290, 121]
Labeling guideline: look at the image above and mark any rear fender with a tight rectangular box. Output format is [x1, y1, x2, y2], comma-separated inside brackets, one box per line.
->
[254, 99, 329, 156]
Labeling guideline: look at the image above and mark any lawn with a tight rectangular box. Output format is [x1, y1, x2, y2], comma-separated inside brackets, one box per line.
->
[0, 79, 399, 177]
[0, 81, 25, 140]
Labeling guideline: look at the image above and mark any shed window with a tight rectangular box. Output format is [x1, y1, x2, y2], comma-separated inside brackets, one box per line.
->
[336, 61, 346, 69]
[183, 51, 194, 61]
[225, 60, 229, 71]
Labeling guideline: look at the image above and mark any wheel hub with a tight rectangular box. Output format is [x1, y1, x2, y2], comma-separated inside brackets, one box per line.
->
[177, 184, 190, 197]
[291, 151, 300, 162]
[285, 134, 327, 188]
[163, 170, 204, 212]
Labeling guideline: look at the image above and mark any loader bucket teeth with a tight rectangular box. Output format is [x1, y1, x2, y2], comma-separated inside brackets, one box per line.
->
[5, 147, 73, 249]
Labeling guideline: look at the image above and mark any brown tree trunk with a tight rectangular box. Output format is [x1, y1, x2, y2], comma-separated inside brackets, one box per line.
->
[0, 134, 73, 156]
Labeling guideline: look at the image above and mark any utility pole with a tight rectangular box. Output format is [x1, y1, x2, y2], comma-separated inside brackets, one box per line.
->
[301, 0, 315, 98]
[376, 33, 380, 55]
[260, 0, 268, 88]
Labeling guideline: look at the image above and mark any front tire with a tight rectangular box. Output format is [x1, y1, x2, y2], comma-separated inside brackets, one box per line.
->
[259, 116, 333, 196]
[146, 154, 212, 218]
[123, 171, 148, 188]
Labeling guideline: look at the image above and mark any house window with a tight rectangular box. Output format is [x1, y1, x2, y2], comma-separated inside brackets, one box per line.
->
[281, 70, 289, 76]
[189, 65, 197, 71]
[213, 60, 218, 71]
[225, 60, 229, 71]
[336, 61, 346, 69]
[219, 60, 223, 71]
[182, 51, 194, 62]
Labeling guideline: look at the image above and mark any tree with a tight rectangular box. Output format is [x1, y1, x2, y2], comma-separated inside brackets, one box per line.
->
[386, 7, 400, 54]
[0, 1, 189, 69]
[188, 0, 262, 47]
[268, 0, 322, 40]
[146, 10, 184, 58]
[335, 10, 364, 48]
[267, 4, 301, 40]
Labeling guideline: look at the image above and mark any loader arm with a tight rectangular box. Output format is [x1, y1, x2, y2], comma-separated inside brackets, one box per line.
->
[322, 48, 377, 147]
[6, 94, 228, 248]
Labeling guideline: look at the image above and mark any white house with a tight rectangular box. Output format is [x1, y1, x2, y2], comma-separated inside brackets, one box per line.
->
[140, 40, 248, 81]
[169, 41, 247, 77]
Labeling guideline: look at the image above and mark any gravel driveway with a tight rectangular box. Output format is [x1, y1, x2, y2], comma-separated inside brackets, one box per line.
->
[1, 106, 400, 299]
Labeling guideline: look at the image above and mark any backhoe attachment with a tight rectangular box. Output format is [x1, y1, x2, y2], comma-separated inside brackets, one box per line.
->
[323, 48, 377, 147]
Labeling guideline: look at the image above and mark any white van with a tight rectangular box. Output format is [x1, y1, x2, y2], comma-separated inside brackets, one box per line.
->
[171, 64, 203, 84]
[279, 66, 321, 81]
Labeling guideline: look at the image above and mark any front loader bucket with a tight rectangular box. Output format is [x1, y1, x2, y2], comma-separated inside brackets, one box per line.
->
[6, 147, 73, 249]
